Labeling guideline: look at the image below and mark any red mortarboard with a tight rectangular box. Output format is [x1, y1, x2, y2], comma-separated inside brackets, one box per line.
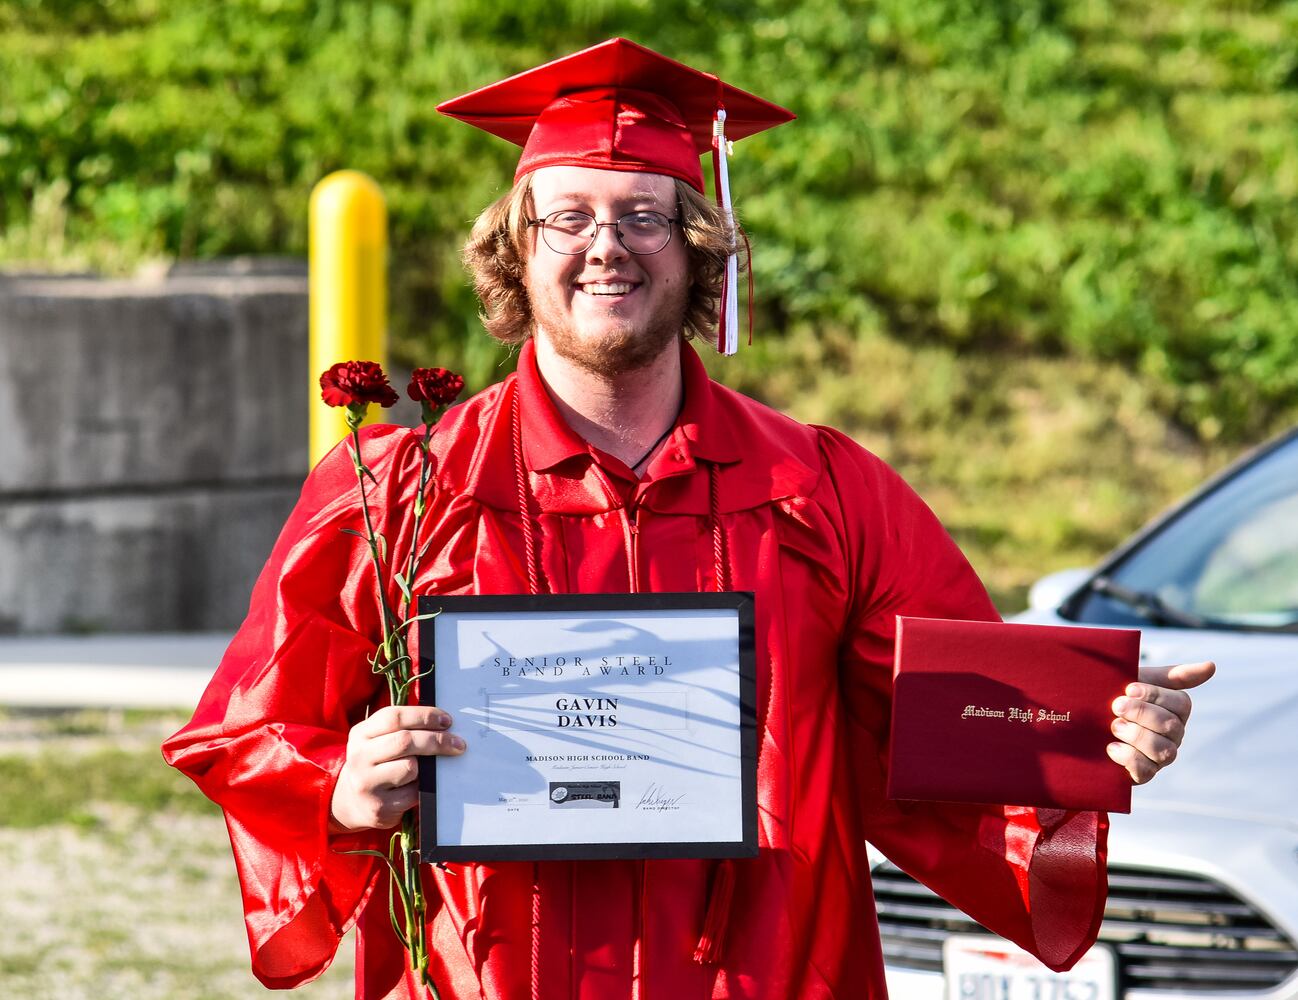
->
[437, 38, 795, 354]
[437, 37, 794, 191]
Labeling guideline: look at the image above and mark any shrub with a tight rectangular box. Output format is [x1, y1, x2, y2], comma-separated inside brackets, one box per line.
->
[2, 0, 1295, 437]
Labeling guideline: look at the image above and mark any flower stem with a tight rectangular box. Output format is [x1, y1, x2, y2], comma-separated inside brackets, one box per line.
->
[351, 433, 402, 641]
[342, 412, 443, 998]
[399, 422, 436, 624]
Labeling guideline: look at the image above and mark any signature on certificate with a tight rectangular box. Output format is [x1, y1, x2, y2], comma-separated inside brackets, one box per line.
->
[636, 782, 686, 812]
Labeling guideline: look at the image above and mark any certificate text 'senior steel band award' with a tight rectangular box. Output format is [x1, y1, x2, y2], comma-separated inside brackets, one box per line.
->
[417, 593, 757, 862]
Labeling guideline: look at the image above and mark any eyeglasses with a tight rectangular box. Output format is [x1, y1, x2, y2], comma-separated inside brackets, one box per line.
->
[526, 210, 679, 255]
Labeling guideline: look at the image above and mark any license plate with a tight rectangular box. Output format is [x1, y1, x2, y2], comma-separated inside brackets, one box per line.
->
[943, 934, 1117, 1000]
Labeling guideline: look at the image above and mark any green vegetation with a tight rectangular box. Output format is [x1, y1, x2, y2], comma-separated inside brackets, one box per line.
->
[0, 711, 356, 997]
[0, 709, 209, 826]
[721, 330, 1233, 608]
[2, 0, 1295, 601]
[0, 746, 212, 827]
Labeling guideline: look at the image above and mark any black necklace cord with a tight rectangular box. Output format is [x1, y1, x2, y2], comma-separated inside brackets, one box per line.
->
[627, 420, 679, 472]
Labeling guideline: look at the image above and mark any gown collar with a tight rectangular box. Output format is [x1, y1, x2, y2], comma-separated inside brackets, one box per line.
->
[515, 337, 744, 475]
[448, 337, 817, 515]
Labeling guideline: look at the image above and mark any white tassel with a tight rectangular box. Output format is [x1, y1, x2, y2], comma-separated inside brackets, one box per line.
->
[713, 109, 739, 356]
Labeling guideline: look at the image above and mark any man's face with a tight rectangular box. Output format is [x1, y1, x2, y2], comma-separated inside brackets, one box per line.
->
[524, 165, 690, 378]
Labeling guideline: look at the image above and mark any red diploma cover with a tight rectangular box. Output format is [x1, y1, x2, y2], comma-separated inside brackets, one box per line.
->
[887, 616, 1141, 813]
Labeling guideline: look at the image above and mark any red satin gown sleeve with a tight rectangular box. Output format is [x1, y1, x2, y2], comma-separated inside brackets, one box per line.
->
[162, 424, 426, 989]
[818, 427, 1108, 972]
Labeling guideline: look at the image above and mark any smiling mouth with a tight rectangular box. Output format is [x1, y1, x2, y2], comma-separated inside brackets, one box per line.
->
[577, 281, 639, 297]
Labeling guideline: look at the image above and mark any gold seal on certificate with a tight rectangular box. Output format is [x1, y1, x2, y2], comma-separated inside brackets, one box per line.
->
[417, 593, 757, 862]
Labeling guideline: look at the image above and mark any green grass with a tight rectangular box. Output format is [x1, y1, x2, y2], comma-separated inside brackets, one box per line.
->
[0, 706, 188, 736]
[0, 747, 213, 828]
[3, 0, 1294, 609]
[3, 0, 1297, 438]
[0, 711, 356, 998]
[0, 804, 357, 999]
[710, 326, 1241, 611]
[0, 709, 213, 828]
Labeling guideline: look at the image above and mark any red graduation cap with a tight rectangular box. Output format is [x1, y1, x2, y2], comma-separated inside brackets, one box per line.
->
[437, 37, 793, 192]
[438, 38, 795, 354]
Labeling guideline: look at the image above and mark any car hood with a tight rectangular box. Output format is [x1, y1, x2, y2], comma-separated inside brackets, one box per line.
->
[1013, 613, 1298, 831]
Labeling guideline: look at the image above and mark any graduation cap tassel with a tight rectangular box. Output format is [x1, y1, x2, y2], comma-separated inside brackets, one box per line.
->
[712, 108, 740, 356]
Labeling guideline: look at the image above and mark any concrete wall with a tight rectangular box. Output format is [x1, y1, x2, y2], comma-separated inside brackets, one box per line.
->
[0, 261, 311, 634]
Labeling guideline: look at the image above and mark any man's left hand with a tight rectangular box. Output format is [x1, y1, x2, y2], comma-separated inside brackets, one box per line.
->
[1107, 660, 1216, 784]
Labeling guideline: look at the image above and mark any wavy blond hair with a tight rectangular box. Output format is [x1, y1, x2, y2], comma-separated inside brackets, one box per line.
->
[462, 174, 743, 346]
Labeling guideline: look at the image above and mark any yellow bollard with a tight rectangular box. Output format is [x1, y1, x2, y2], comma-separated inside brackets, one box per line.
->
[308, 170, 388, 465]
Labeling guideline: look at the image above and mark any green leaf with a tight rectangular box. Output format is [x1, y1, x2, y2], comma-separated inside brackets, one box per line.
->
[337, 848, 393, 863]
[394, 610, 440, 636]
[388, 873, 405, 944]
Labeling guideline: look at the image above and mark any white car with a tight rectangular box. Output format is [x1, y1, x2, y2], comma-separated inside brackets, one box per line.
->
[876, 426, 1298, 1000]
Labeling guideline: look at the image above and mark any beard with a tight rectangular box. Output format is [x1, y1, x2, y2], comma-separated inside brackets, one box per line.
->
[526, 279, 688, 380]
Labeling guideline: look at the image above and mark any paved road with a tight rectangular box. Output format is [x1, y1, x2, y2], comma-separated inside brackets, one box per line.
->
[0, 633, 227, 709]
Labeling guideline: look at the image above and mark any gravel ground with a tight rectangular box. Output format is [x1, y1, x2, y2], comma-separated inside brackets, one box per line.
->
[0, 711, 356, 999]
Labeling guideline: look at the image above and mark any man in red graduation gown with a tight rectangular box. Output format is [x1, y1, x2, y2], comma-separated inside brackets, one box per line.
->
[163, 38, 1213, 1000]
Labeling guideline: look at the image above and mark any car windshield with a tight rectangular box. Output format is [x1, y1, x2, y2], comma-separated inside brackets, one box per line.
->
[1074, 432, 1298, 630]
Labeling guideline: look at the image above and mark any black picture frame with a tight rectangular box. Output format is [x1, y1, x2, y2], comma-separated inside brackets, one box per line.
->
[416, 592, 757, 863]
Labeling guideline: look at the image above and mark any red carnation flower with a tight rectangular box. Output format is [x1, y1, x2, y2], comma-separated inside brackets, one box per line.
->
[319, 360, 400, 409]
[407, 367, 465, 407]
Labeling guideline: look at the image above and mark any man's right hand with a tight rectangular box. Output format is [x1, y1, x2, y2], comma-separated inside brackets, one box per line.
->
[329, 705, 466, 833]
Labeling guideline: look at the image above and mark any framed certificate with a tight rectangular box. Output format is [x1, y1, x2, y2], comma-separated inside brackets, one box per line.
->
[416, 593, 757, 862]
